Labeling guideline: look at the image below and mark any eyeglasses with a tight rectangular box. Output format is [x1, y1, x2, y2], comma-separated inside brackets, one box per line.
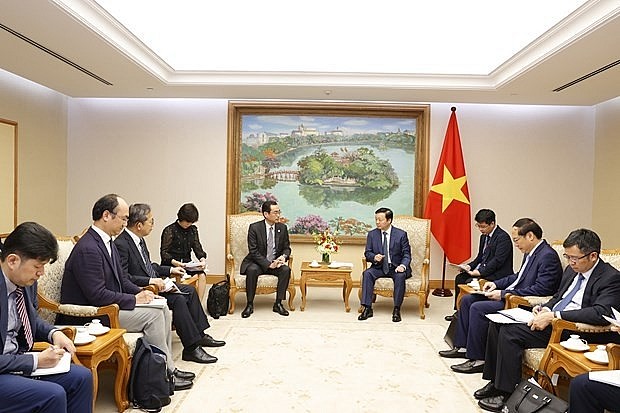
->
[270, 210, 282, 215]
[562, 253, 591, 263]
[111, 212, 129, 223]
[512, 236, 522, 243]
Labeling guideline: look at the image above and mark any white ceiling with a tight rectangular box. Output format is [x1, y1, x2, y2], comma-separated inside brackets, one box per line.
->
[0, 0, 619, 105]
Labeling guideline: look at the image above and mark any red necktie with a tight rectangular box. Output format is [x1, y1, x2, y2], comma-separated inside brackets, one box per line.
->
[15, 287, 34, 349]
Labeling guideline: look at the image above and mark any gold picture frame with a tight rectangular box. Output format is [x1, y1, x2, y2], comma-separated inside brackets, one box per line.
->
[0, 118, 17, 235]
[226, 101, 430, 243]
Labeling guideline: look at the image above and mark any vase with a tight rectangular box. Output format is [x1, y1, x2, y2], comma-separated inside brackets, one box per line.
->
[321, 253, 330, 264]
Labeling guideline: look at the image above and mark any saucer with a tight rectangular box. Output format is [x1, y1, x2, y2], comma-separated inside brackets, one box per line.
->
[308, 263, 321, 268]
[88, 326, 110, 336]
[585, 351, 609, 365]
[328, 264, 341, 268]
[74, 334, 96, 345]
[560, 340, 590, 352]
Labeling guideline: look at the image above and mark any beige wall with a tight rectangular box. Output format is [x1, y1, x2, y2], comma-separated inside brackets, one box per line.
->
[593, 96, 620, 247]
[65, 99, 598, 281]
[0, 69, 68, 234]
[2, 68, 619, 282]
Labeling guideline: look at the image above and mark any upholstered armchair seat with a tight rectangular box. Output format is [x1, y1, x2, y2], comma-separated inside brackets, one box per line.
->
[226, 212, 296, 314]
[358, 215, 431, 319]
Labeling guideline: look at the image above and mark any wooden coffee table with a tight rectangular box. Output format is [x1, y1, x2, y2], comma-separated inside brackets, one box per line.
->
[74, 328, 129, 412]
[300, 261, 353, 312]
[540, 343, 611, 379]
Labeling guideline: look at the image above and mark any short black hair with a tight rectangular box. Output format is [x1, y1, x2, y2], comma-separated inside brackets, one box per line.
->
[0, 222, 58, 263]
[92, 193, 120, 221]
[513, 218, 543, 239]
[375, 207, 393, 222]
[474, 209, 495, 225]
[563, 228, 601, 255]
[177, 203, 199, 223]
[261, 200, 278, 215]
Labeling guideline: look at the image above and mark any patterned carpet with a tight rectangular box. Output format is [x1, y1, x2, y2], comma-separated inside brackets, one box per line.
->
[97, 289, 486, 412]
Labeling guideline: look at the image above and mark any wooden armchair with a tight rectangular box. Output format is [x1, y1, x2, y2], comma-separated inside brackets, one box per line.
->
[226, 212, 296, 314]
[357, 215, 431, 319]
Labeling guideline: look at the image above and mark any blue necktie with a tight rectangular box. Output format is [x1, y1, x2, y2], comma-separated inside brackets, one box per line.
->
[140, 238, 158, 278]
[553, 274, 585, 311]
[382, 231, 389, 274]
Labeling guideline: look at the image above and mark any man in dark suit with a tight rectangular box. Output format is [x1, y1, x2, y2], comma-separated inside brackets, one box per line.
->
[59, 194, 194, 391]
[475, 228, 620, 412]
[358, 207, 412, 322]
[240, 200, 292, 318]
[115, 203, 225, 364]
[446, 209, 513, 321]
[442, 218, 562, 374]
[0, 222, 92, 412]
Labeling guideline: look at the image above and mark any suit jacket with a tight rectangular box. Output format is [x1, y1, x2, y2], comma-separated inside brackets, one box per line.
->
[114, 230, 170, 287]
[240, 220, 291, 274]
[364, 226, 412, 278]
[60, 227, 141, 318]
[467, 226, 513, 280]
[544, 260, 620, 325]
[495, 239, 562, 298]
[0, 271, 54, 374]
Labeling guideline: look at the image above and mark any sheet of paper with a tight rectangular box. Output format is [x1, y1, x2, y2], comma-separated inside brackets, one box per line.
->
[589, 370, 620, 387]
[498, 307, 533, 323]
[485, 313, 523, 324]
[27, 351, 71, 376]
[135, 297, 168, 308]
[184, 261, 203, 270]
[162, 278, 188, 295]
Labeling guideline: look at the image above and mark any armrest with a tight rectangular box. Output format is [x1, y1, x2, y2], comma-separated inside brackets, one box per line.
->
[607, 343, 620, 369]
[33, 327, 82, 365]
[548, 318, 611, 343]
[504, 294, 551, 310]
[38, 291, 121, 328]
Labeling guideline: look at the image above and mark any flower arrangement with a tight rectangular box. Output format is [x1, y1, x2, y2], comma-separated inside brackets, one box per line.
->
[313, 229, 341, 262]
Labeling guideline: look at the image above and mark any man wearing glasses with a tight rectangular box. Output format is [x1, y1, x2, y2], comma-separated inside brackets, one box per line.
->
[475, 228, 620, 412]
[445, 209, 514, 321]
[441, 218, 562, 375]
[240, 200, 291, 318]
[59, 194, 195, 391]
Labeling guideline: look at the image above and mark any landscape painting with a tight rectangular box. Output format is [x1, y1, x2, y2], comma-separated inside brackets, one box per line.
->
[226, 101, 429, 242]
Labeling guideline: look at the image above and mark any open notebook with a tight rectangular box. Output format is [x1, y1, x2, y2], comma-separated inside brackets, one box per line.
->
[27, 351, 71, 376]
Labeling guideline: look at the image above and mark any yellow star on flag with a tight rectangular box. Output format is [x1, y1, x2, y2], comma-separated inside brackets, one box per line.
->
[430, 166, 470, 212]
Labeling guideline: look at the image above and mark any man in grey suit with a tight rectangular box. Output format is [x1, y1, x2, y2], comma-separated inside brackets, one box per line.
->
[240, 200, 291, 318]
[359, 207, 412, 322]
[475, 229, 620, 412]
[59, 194, 194, 391]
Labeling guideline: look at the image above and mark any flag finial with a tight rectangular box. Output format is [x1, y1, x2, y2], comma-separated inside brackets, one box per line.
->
[451, 106, 456, 112]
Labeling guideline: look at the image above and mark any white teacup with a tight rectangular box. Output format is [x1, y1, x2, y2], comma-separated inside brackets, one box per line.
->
[310, 260, 319, 267]
[75, 326, 90, 340]
[567, 334, 588, 347]
[85, 319, 104, 334]
[595, 344, 607, 353]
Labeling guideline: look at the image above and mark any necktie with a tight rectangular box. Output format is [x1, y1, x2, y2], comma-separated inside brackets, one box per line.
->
[382, 231, 389, 274]
[140, 238, 158, 278]
[483, 235, 490, 252]
[15, 287, 33, 349]
[553, 273, 585, 311]
[266, 226, 275, 261]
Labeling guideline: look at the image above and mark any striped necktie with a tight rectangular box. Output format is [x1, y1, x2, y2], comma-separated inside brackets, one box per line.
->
[15, 287, 33, 349]
[382, 231, 389, 274]
[139, 238, 159, 278]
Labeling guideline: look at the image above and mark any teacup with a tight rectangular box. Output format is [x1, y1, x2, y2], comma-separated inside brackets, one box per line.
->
[567, 334, 588, 347]
[75, 326, 91, 341]
[85, 319, 104, 334]
[310, 260, 319, 267]
[595, 344, 607, 353]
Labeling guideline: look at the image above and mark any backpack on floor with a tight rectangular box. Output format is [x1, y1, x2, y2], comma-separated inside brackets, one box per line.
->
[207, 274, 230, 319]
[128, 337, 174, 412]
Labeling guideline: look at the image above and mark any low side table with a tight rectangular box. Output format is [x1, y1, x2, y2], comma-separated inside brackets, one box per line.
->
[74, 328, 129, 412]
[540, 343, 610, 379]
[300, 261, 353, 312]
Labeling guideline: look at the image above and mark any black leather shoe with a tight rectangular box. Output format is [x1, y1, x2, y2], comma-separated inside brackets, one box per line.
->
[199, 334, 226, 347]
[438, 348, 468, 358]
[392, 307, 401, 322]
[450, 359, 484, 374]
[478, 395, 506, 412]
[273, 302, 289, 316]
[174, 377, 193, 391]
[182, 346, 218, 364]
[358, 306, 373, 320]
[474, 382, 502, 400]
[173, 368, 195, 381]
[241, 303, 254, 318]
[445, 311, 458, 321]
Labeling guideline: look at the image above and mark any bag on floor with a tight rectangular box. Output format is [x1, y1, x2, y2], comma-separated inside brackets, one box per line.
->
[128, 337, 174, 412]
[444, 316, 457, 348]
[207, 274, 230, 318]
[503, 370, 568, 413]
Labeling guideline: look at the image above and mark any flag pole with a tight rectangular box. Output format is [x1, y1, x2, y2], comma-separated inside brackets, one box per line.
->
[432, 254, 453, 297]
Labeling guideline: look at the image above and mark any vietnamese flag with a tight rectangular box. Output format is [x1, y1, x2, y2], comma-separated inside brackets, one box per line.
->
[424, 107, 471, 263]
